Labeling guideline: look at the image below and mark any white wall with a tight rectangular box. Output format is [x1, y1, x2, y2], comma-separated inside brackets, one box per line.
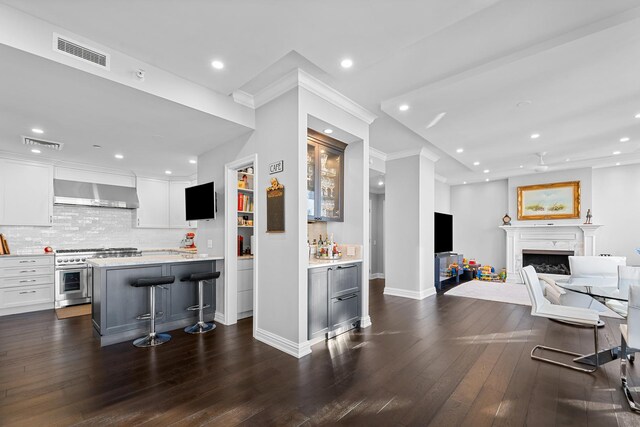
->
[435, 180, 451, 214]
[593, 164, 640, 264]
[508, 168, 592, 224]
[451, 179, 508, 269]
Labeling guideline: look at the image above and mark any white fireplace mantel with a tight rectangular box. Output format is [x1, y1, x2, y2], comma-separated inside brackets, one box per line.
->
[500, 223, 603, 281]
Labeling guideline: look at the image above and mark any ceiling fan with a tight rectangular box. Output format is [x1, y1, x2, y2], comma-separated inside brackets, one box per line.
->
[529, 152, 549, 172]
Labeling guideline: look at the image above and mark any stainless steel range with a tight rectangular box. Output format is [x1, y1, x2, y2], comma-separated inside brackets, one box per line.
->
[54, 248, 142, 308]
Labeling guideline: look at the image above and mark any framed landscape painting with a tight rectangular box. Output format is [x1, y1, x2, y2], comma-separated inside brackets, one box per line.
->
[517, 181, 580, 220]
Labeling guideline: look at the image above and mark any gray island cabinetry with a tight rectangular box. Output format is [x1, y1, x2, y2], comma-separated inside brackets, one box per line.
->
[90, 255, 223, 346]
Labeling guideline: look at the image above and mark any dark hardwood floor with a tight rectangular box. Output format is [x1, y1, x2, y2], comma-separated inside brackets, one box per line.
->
[1, 279, 638, 426]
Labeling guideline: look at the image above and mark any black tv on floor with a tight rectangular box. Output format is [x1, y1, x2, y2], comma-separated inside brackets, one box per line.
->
[185, 182, 217, 221]
[434, 212, 453, 253]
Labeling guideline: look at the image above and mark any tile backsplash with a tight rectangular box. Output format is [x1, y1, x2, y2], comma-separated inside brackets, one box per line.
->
[0, 205, 193, 252]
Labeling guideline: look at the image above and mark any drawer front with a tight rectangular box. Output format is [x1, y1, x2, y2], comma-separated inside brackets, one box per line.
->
[0, 274, 54, 289]
[0, 265, 54, 279]
[330, 293, 360, 330]
[238, 259, 254, 271]
[0, 256, 53, 268]
[329, 264, 360, 298]
[0, 284, 54, 308]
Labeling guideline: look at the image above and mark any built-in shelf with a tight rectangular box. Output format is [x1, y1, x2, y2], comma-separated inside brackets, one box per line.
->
[238, 171, 254, 177]
[238, 211, 254, 214]
[238, 188, 253, 193]
[238, 225, 253, 228]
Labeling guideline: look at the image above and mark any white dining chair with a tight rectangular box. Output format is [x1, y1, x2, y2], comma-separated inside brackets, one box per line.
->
[521, 265, 601, 373]
[621, 284, 640, 412]
[569, 256, 627, 279]
[606, 266, 640, 318]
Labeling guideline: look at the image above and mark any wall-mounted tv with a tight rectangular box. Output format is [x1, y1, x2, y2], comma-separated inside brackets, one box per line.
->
[185, 182, 217, 221]
[434, 212, 453, 254]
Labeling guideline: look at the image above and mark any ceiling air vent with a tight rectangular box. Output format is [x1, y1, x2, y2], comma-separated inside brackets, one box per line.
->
[22, 136, 64, 151]
[53, 33, 110, 69]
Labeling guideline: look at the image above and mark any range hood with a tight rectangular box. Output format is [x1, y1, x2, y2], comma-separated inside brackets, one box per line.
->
[54, 179, 140, 209]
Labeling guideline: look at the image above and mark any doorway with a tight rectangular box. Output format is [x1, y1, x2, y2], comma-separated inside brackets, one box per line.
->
[369, 171, 385, 280]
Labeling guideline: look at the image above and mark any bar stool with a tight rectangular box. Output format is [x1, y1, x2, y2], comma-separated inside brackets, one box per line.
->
[131, 275, 175, 348]
[181, 271, 220, 334]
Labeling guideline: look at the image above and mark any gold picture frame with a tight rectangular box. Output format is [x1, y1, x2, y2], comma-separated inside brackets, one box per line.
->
[517, 181, 580, 220]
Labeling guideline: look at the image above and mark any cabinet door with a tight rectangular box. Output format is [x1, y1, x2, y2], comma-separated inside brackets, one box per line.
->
[329, 264, 360, 298]
[318, 145, 344, 221]
[169, 181, 190, 228]
[0, 160, 53, 226]
[307, 143, 318, 221]
[136, 178, 169, 228]
[308, 267, 329, 339]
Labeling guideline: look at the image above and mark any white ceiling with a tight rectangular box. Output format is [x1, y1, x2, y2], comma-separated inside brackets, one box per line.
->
[1, 0, 639, 182]
[0, 44, 252, 178]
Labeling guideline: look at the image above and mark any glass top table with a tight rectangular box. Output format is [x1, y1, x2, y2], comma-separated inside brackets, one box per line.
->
[554, 277, 627, 302]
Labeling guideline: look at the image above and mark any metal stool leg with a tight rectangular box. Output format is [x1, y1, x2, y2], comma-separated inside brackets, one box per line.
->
[184, 280, 215, 334]
[133, 286, 171, 347]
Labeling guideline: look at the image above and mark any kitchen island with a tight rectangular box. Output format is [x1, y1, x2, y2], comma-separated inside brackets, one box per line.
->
[89, 254, 223, 346]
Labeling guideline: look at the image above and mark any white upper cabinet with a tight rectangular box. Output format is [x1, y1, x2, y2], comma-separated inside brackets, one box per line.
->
[169, 181, 196, 228]
[0, 159, 53, 226]
[135, 177, 170, 228]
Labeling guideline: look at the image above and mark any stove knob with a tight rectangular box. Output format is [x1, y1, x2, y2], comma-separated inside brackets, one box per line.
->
[75, 258, 80, 262]
[57, 259, 61, 263]
[81, 258, 86, 262]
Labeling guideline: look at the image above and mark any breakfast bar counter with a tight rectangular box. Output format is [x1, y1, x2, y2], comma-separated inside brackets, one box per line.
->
[89, 254, 223, 346]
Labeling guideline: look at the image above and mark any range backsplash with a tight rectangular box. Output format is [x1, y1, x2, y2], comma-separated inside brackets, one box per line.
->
[0, 205, 194, 252]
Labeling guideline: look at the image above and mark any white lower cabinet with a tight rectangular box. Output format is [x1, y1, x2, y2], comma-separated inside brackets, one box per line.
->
[0, 255, 54, 316]
[237, 258, 253, 319]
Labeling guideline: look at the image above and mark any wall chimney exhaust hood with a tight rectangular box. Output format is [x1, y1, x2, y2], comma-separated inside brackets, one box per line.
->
[54, 179, 139, 209]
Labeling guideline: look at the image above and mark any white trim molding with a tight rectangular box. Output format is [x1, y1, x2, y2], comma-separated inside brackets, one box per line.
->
[369, 147, 388, 162]
[360, 315, 372, 328]
[386, 147, 440, 163]
[255, 328, 312, 358]
[435, 174, 447, 183]
[383, 286, 436, 300]
[243, 69, 377, 124]
[369, 273, 385, 280]
[214, 311, 227, 325]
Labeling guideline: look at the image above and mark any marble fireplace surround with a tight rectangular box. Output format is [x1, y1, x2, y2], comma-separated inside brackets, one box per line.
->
[500, 224, 603, 282]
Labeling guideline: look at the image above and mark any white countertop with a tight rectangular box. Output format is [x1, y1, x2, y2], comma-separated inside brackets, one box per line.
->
[88, 254, 223, 267]
[0, 251, 53, 257]
[308, 257, 362, 269]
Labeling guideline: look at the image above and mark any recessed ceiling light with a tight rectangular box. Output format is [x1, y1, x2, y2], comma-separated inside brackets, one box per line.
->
[340, 58, 353, 69]
[456, 148, 464, 153]
[565, 158, 570, 162]
[378, 180, 384, 186]
[620, 137, 630, 142]
[323, 128, 333, 134]
[93, 144, 102, 149]
[485, 178, 490, 182]
[516, 100, 532, 108]
[530, 133, 540, 139]
[463, 181, 467, 184]
[31, 149, 41, 154]
[519, 165, 524, 168]
[613, 151, 621, 155]
[165, 170, 172, 175]
[399, 104, 410, 112]
[635, 113, 640, 119]
[473, 161, 480, 166]
[616, 162, 621, 166]
[31, 128, 44, 134]
[114, 154, 124, 159]
[426, 112, 447, 129]
[211, 60, 224, 70]
[189, 159, 197, 164]
[483, 169, 490, 173]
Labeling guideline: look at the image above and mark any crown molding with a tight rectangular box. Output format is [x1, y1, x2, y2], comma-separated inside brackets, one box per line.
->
[435, 174, 447, 183]
[369, 147, 387, 162]
[243, 69, 377, 125]
[232, 90, 255, 108]
[386, 147, 440, 162]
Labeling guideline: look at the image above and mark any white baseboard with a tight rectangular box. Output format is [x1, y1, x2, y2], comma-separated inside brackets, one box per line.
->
[214, 311, 227, 325]
[369, 273, 385, 280]
[383, 286, 436, 300]
[360, 315, 372, 328]
[1, 302, 53, 317]
[254, 327, 312, 358]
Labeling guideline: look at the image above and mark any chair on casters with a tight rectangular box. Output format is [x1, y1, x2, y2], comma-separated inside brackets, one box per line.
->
[620, 284, 640, 412]
[181, 271, 220, 334]
[131, 275, 176, 348]
[521, 266, 601, 373]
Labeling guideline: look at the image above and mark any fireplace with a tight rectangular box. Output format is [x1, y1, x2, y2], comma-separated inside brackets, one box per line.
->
[522, 249, 573, 275]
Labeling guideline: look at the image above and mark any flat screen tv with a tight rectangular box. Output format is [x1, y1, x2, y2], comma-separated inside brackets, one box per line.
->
[434, 212, 453, 254]
[185, 182, 217, 221]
